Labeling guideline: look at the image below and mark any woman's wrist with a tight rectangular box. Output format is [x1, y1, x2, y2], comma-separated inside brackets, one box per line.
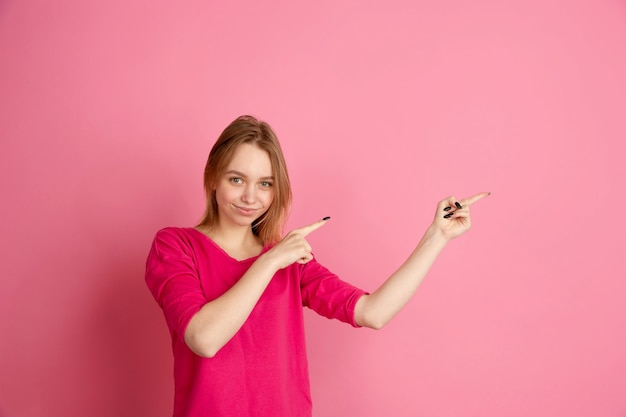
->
[423, 224, 452, 248]
[256, 250, 283, 273]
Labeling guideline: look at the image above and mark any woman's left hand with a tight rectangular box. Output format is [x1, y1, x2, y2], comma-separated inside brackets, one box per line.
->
[432, 192, 490, 241]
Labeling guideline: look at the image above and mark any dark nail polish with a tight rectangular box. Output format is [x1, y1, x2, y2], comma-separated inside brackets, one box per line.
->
[443, 206, 452, 211]
[322, 216, 331, 221]
[443, 213, 453, 219]
[455, 202, 462, 209]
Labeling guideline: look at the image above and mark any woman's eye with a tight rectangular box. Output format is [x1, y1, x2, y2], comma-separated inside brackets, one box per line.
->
[230, 177, 243, 184]
[260, 181, 273, 187]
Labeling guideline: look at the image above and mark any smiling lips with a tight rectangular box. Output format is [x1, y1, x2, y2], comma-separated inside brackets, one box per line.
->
[234, 205, 259, 217]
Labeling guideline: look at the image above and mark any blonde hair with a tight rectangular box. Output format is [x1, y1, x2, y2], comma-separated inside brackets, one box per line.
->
[197, 115, 292, 243]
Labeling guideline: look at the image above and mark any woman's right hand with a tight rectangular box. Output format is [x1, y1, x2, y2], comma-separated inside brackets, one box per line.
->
[263, 217, 330, 270]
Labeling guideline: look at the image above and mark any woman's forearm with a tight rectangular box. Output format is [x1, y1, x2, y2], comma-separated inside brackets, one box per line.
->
[354, 192, 489, 329]
[354, 225, 449, 329]
[184, 219, 328, 358]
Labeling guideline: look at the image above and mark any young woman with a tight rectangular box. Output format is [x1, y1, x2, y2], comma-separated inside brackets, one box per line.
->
[145, 115, 489, 417]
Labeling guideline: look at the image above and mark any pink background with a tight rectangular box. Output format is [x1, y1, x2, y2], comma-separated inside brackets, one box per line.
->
[1, 0, 625, 416]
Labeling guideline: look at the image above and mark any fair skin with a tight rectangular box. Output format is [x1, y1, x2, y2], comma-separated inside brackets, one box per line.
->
[186, 142, 489, 358]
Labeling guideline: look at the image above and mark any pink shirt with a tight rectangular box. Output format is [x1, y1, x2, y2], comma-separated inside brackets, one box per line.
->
[145, 227, 366, 417]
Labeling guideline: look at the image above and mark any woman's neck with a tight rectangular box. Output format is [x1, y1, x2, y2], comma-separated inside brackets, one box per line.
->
[198, 223, 264, 260]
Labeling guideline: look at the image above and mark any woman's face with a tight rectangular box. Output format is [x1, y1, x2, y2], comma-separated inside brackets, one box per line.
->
[214, 143, 275, 229]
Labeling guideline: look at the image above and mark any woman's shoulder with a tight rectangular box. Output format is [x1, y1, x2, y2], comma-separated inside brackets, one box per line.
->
[154, 226, 195, 235]
[154, 226, 188, 239]
[153, 226, 196, 239]
[148, 227, 214, 260]
[151, 227, 210, 247]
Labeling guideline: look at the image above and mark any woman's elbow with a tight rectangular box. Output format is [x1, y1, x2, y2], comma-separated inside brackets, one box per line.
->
[184, 328, 221, 358]
[355, 296, 389, 330]
[360, 316, 388, 330]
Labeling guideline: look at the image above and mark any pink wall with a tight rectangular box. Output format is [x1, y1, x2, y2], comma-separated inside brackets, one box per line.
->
[1, 0, 625, 416]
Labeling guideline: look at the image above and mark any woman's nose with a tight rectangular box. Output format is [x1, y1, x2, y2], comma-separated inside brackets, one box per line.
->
[241, 185, 256, 203]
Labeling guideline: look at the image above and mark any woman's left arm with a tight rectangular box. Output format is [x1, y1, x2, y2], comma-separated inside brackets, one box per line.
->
[354, 192, 490, 330]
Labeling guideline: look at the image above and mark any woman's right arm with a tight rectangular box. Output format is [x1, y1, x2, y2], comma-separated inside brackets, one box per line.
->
[183, 254, 279, 358]
[184, 218, 329, 358]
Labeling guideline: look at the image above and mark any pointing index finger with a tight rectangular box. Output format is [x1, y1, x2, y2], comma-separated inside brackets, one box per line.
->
[293, 217, 331, 237]
[461, 192, 491, 207]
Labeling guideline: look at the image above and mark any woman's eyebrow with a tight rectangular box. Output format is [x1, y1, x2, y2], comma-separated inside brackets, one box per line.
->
[225, 170, 274, 180]
[225, 170, 246, 177]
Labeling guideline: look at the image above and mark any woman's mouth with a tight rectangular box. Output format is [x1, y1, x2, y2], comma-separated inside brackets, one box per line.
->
[234, 206, 258, 216]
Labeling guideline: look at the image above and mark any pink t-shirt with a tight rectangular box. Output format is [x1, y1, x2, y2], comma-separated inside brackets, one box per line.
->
[145, 227, 366, 417]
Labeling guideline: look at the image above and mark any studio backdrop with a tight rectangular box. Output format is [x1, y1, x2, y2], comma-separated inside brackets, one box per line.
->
[1, 1, 625, 416]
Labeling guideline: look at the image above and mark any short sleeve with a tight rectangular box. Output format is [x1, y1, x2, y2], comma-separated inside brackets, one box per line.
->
[300, 257, 367, 327]
[145, 228, 206, 341]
